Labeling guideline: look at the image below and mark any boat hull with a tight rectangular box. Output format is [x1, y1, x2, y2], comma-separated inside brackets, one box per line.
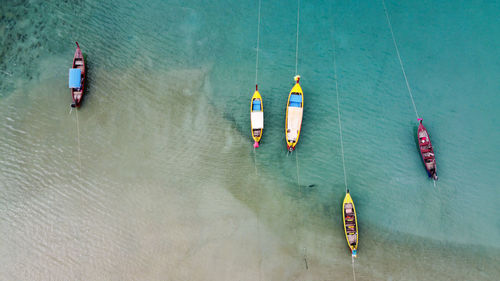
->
[250, 90, 264, 144]
[417, 120, 438, 180]
[285, 80, 303, 151]
[70, 42, 85, 108]
[342, 190, 358, 257]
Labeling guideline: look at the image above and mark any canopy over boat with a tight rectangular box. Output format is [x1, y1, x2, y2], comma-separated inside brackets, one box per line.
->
[70, 41, 85, 108]
[69, 68, 81, 88]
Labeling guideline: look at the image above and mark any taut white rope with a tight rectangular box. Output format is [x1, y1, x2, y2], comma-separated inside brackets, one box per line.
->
[295, 0, 300, 75]
[332, 13, 356, 281]
[382, 0, 420, 120]
[332, 35, 348, 192]
[296, 150, 300, 190]
[291, 0, 307, 270]
[352, 256, 357, 281]
[75, 110, 82, 178]
[255, 0, 262, 85]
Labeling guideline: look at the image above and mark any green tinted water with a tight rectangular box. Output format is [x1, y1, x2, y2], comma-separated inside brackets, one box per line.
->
[1, 0, 499, 279]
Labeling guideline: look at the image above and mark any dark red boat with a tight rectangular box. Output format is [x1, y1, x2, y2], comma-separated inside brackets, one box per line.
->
[69, 42, 85, 108]
[417, 118, 438, 180]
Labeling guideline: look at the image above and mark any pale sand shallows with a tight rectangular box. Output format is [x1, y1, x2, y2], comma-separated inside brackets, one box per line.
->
[1, 59, 499, 280]
[0, 64, 329, 280]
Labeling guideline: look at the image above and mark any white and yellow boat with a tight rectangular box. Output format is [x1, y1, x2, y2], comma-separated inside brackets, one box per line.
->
[250, 87, 264, 148]
[342, 190, 358, 257]
[285, 75, 303, 151]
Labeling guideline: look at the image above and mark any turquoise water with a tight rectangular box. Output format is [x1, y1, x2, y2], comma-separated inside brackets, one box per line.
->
[1, 0, 499, 279]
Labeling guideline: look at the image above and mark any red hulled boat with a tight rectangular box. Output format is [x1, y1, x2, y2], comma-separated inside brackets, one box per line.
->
[69, 42, 85, 108]
[417, 119, 438, 180]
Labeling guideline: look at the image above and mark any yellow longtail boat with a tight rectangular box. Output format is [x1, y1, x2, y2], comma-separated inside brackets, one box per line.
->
[250, 86, 264, 148]
[285, 75, 303, 151]
[342, 189, 358, 257]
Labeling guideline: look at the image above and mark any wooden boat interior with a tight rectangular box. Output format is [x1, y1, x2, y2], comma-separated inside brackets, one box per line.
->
[344, 203, 357, 247]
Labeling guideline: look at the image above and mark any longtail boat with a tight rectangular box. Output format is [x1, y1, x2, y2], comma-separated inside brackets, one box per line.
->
[417, 118, 438, 180]
[250, 86, 264, 148]
[69, 42, 85, 108]
[285, 75, 303, 151]
[343, 190, 358, 257]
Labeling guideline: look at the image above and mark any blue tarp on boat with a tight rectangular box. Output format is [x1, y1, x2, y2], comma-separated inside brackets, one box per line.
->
[69, 68, 81, 88]
[290, 94, 302, 103]
[252, 100, 261, 111]
[289, 94, 302, 107]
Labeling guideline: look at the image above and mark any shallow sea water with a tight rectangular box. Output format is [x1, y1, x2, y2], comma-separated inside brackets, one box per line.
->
[1, 0, 499, 280]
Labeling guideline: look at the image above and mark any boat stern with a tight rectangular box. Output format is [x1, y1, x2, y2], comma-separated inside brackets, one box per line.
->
[71, 96, 80, 108]
[352, 249, 357, 258]
[286, 139, 297, 151]
[72, 92, 83, 108]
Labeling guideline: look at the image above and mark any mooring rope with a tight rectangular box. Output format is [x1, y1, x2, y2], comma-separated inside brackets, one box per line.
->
[332, 30, 348, 193]
[253, 148, 259, 175]
[255, 0, 262, 85]
[75, 109, 82, 178]
[292, 0, 302, 191]
[294, 0, 300, 75]
[332, 11, 356, 281]
[296, 0, 308, 270]
[295, 150, 308, 270]
[288, 0, 306, 270]
[382, 0, 419, 120]
[252, 148, 262, 280]
[351, 256, 357, 281]
[252, 0, 262, 268]
[295, 150, 301, 190]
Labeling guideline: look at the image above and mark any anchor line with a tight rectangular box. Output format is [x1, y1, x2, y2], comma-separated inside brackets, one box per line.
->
[255, 0, 262, 86]
[294, 0, 300, 75]
[382, 0, 420, 120]
[293, 1, 307, 268]
[253, 148, 262, 280]
[280, 0, 307, 270]
[352, 256, 357, 281]
[295, 150, 301, 191]
[295, 149, 308, 270]
[332, 10, 356, 281]
[253, 148, 259, 175]
[332, 28, 348, 193]
[75, 109, 82, 178]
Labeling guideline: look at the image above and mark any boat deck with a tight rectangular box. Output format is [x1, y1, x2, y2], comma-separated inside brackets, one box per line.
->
[287, 107, 303, 141]
[251, 111, 264, 129]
